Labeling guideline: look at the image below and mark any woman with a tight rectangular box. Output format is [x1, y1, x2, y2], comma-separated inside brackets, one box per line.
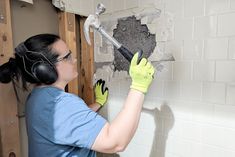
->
[0, 34, 154, 157]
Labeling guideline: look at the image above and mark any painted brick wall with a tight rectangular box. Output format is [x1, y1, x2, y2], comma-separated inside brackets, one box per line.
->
[94, 0, 235, 157]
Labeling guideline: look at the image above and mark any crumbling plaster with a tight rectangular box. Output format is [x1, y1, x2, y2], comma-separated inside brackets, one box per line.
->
[94, 7, 174, 84]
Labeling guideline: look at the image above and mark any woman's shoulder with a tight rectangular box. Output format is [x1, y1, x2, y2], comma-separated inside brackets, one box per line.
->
[31, 86, 85, 104]
[32, 86, 71, 99]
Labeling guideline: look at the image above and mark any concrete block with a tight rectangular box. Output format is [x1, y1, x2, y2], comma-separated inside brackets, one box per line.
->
[165, 40, 183, 61]
[93, 0, 113, 14]
[183, 40, 203, 60]
[146, 79, 164, 99]
[214, 104, 235, 128]
[94, 20, 119, 63]
[79, 0, 94, 14]
[180, 81, 202, 101]
[125, 0, 138, 9]
[94, 32, 103, 47]
[112, 0, 125, 12]
[95, 45, 114, 62]
[218, 13, 235, 36]
[227, 85, 235, 105]
[173, 61, 192, 81]
[140, 16, 148, 25]
[184, 0, 204, 18]
[205, 0, 230, 15]
[216, 61, 235, 82]
[174, 18, 193, 40]
[138, 0, 155, 7]
[165, 0, 184, 18]
[231, 0, 235, 10]
[202, 82, 226, 104]
[201, 125, 235, 150]
[152, 13, 174, 41]
[228, 37, 235, 59]
[113, 16, 156, 71]
[154, 62, 173, 80]
[94, 65, 114, 83]
[204, 38, 228, 60]
[180, 121, 202, 142]
[193, 61, 215, 81]
[164, 80, 180, 100]
[191, 102, 214, 123]
[194, 16, 217, 39]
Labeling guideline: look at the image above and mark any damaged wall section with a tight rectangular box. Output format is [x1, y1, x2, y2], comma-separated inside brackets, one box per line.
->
[113, 16, 156, 71]
[93, 8, 173, 83]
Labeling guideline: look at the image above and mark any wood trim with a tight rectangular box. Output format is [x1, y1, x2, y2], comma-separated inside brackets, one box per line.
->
[58, 11, 79, 95]
[58, 12, 95, 105]
[0, 0, 21, 156]
[79, 17, 94, 105]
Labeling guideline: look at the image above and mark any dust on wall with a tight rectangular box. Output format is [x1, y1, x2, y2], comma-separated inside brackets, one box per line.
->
[113, 16, 156, 71]
[94, 8, 174, 84]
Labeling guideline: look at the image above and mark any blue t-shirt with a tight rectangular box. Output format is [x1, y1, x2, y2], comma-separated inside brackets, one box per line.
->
[25, 86, 106, 157]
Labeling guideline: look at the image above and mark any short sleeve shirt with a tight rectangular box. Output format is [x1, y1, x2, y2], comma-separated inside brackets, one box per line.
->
[25, 86, 106, 157]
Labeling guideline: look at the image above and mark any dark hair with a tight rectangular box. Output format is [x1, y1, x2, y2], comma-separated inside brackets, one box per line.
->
[0, 34, 60, 94]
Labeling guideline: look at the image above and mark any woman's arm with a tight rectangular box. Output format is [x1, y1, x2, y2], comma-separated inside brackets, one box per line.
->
[89, 79, 108, 112]
[91, 53, 155, 153]
[88, 103, 101, 112]
[91, 89, 144, 153]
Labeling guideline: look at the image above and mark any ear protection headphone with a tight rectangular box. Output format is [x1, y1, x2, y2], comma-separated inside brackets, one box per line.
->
[15, 42, 58, 84]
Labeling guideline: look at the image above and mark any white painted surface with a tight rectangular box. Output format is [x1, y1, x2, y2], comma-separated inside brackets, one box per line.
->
[93, 0, 235, 157]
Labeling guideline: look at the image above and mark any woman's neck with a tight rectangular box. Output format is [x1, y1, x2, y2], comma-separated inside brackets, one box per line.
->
[52, 82, 66, 91]
[36, 82, 66, 91]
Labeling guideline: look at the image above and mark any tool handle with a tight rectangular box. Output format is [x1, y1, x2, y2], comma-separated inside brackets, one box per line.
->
[118, 46, 143, 63]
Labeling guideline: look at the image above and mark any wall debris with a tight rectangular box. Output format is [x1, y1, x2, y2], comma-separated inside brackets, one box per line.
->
[113, 16, 156, 71]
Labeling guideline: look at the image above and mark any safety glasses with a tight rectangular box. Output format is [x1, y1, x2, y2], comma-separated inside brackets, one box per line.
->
[56, 50, 73, 62]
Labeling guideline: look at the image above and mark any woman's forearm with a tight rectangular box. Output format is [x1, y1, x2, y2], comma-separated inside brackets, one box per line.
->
[92, 89, 145, 153]
[88, 103, 101, 112]
[108, 89, 144, 149]
[92, 53, 154, 153]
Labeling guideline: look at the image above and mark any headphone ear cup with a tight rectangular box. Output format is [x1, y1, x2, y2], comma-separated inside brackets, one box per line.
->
[32, 61, 58, 84]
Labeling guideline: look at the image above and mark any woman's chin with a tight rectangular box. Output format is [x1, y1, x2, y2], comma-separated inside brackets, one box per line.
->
[74, 72, 78, 78]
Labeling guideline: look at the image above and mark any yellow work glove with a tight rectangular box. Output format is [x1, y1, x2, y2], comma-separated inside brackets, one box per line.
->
[95, 79, 109, 106]
[129, 53, 155, 93]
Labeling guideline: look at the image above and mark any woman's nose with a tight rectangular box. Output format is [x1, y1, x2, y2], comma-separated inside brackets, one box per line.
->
[73, 58, 77, 63]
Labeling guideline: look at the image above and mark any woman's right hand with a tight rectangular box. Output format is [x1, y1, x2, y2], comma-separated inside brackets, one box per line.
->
[129, 52, 155, 93]
[92, 53, 155, 153]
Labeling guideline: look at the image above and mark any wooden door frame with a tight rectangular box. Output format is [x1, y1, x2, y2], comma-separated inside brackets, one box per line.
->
[0, 4, 94, 156]
[0, 0, 21, 156]
[58, 12, 95, 105]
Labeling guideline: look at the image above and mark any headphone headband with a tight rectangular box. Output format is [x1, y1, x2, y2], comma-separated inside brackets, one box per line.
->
[15, 42, 58, 84]
[15, 42, 28, 57]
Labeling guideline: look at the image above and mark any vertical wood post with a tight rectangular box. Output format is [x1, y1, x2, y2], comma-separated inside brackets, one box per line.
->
[79, 17, 95, 105]
[0, 0, 21, 156]
[58, 12, 94, 105]
[58, 11, 79, 95]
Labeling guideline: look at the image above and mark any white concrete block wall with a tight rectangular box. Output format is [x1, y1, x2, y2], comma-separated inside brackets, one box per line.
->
[94, 0, 235, 156]
[218, 13, 235, 36]
[194, 16, 217, 39]
[229, 37, 235, 59]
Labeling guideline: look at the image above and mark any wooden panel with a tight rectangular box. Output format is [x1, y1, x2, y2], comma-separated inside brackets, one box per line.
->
[58, 12, 95, 105]
[79, 17, 94, 105]
[0, 0, 21, 156]
[58, 11, 79, 95]
[0, 0, 7, 24]
[75, 16, 82, 98]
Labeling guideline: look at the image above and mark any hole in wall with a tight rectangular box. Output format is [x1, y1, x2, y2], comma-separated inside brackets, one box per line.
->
[113, 16, 156, 71]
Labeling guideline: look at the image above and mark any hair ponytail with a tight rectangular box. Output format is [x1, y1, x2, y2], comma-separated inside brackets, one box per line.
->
[0, 57, 19, 83]
[0, 57, 21, 101]
[1, 33, 60, 90]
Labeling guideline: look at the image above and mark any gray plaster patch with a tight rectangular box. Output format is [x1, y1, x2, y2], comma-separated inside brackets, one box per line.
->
[113, 16, 156, 71]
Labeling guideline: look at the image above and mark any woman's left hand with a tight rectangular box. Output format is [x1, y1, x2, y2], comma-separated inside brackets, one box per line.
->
[95, 79, 108, 106]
